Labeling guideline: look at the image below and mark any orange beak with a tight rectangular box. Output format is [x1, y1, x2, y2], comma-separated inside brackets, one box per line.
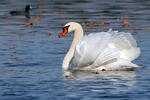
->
[59, 27, 68, 38]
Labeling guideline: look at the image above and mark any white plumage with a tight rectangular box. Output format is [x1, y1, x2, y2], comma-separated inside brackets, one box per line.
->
[72, 29, 140, 71]
[59, 22, 140, 76]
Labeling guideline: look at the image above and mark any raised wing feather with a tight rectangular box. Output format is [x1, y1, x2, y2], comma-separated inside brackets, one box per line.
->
[72, 32, 112, 68]
[72, 30, 140, 69]
[111, 31, 140, 61]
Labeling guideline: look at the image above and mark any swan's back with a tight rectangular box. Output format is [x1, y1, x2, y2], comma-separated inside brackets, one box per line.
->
[72, 29, 140, 69]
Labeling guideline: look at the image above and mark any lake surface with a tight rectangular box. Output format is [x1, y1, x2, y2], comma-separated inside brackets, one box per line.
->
[0, 0, 150, 100]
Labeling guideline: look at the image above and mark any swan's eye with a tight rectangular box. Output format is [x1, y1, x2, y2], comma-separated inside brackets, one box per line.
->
[62, 25, 70, 30]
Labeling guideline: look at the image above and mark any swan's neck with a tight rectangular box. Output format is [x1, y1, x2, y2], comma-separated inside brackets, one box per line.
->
[62, 28, 83, 71]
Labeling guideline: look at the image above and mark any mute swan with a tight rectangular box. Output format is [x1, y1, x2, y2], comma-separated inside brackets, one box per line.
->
[59, 22, 140, 76]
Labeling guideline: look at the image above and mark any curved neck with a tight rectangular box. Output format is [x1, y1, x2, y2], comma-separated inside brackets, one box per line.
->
[62, 27, 83, 71]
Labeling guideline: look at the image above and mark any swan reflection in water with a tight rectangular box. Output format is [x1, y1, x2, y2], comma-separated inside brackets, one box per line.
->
[66, 70, 137, 81]
[62, 70, 138, 98]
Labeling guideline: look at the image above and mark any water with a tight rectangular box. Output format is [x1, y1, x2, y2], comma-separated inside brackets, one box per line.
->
[0, 0, 150, 100]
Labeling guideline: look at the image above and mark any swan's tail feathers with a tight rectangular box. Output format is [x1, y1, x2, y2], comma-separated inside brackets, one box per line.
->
[106, 58, 139, 71]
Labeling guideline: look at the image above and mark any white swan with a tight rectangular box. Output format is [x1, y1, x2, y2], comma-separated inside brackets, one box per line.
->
[59, 22, 140, 76]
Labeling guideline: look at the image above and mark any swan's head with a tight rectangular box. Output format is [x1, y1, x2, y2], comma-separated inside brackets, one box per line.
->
[59, 22, 82, 38]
